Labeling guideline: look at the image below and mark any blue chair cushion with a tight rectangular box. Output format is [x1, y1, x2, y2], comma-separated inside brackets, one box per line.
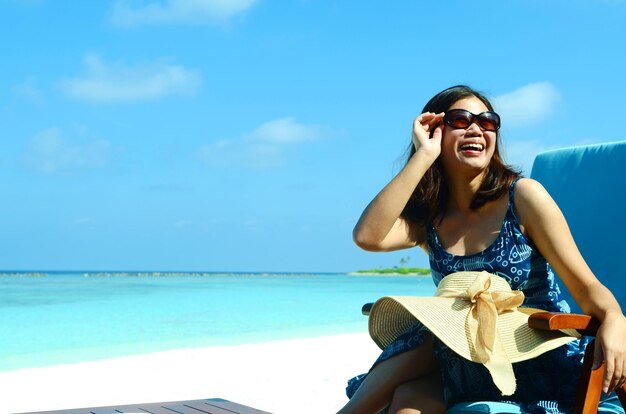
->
[447, 394, 623, 413]
[446, 401, 525, 413]
[530, 140, 626, 313]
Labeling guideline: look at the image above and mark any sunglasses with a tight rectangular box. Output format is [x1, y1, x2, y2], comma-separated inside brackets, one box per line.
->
[443, 109, 501, 132]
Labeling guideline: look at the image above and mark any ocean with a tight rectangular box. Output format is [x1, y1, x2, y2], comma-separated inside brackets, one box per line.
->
[0, 271, 435, 372]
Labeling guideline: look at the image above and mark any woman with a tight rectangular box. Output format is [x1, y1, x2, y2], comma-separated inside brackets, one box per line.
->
[338, 85, 626, 414]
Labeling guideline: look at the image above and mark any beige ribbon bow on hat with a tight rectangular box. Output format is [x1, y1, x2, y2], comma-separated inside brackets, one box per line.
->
[436, 271, 525, 395]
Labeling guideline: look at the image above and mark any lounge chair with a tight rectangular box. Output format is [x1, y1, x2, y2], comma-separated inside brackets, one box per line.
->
[363, 141, 626, 413]
[522, 140, 626, 414]
[15, 397, 271, 414]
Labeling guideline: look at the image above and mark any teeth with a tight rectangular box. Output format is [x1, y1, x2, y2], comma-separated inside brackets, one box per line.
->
[461, 143, 484, 151]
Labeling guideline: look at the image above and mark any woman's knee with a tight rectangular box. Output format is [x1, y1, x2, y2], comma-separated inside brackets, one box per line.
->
[388, 374, 446, 414]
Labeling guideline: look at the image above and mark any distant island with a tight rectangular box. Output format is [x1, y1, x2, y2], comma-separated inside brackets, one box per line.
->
[0, 272, 47, 277]
[82, 272, 321, 277]
[0, 269, 432, 277]
[0, 271, 321, 278]
[350, 267, 431, 276]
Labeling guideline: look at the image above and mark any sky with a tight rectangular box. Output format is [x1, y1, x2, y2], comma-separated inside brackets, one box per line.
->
[1, 0, 626, 273]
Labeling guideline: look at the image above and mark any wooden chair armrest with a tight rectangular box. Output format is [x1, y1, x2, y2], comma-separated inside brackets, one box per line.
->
[528, 312, 601, 336]
[362, 302, 374, 316]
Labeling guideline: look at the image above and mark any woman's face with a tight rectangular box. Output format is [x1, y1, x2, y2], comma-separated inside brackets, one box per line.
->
[440, 96, 497, 176]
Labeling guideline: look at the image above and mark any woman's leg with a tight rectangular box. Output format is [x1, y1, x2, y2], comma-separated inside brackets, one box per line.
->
[337, 336, 440, 414]
[387, 371, 445, 414]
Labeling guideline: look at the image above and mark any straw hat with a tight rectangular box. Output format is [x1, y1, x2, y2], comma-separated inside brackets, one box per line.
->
[368, 271, 579, 395]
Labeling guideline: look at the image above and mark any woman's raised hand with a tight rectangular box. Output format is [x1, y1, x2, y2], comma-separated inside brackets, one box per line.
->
[412, 112, 445, 162]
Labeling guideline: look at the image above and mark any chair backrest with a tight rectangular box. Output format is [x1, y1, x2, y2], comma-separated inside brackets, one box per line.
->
[530, 141, 626, 313]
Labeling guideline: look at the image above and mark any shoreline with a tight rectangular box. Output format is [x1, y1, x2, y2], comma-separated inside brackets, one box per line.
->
[350, 267, 432, 277]
[1, 270, 433, 278]
[347, 271, 431, 277]
[0, 333, 381, 414]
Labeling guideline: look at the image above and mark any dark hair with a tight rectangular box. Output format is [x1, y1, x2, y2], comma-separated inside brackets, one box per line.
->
[400, 85, 521, 226]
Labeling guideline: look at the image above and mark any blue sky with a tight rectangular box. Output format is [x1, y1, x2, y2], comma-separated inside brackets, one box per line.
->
[1, 0, 625, 272]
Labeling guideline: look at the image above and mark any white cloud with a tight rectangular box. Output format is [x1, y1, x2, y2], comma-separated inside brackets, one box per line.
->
[110, 0, 258, 27]
[199, 135, 286, 169]
[60, 53, 201, 103]
[198, 117, 327, 169]
[22, 128, 111, 174]
[12, 80, 43, 102]
[502, 139, 562, 175]
[243, 117, 325, 144]
[492, 82, 560, 127]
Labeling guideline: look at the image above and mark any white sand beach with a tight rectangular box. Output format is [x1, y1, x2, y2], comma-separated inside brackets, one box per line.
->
[0, 333, 381, 414]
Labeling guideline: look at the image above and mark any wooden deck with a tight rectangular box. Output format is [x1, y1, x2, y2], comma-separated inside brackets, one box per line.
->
[15, 398, 272, 414]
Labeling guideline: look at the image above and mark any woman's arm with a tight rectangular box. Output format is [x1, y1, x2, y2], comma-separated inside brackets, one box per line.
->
[353, 113, 444, 252]
[514, 178, 626, 394]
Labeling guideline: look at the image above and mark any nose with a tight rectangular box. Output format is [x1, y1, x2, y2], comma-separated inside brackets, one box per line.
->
[466, 121, 483, 134]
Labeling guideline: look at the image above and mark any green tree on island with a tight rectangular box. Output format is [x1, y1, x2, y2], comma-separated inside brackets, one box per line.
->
[354, 256, 430, 275]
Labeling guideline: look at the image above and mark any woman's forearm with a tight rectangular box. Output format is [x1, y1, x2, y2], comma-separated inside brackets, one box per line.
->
[579, 280, 624, 322]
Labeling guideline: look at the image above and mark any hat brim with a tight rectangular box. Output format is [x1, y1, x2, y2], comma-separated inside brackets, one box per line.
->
[369, 295, 578, 363]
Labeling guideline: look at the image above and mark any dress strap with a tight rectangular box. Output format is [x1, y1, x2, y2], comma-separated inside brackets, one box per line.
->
[508, 177, 521, 206]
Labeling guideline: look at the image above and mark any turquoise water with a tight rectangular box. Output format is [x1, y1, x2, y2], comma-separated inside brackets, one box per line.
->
[0, 272, 435, 372]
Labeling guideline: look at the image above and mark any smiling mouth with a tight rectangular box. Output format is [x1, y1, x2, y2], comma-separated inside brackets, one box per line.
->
[460, 143, 484, 152]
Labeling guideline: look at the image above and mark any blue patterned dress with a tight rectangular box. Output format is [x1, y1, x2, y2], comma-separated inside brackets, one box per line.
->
[346, 179, 609, 413]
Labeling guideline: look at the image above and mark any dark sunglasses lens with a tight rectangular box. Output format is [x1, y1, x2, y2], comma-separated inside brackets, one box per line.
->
[478, 112, 500, 131]
[446, 111, 472, 128]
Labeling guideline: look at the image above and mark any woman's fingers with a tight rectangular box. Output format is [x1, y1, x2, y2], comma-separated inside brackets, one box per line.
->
[411, 112, 444, 161]
[606, 350, 626, 394]
[598, 337, 626, 394]
[412, 115, 431, 143]
[414, 113, 436, 131]
[431, 121, 444, 141]
[603, 355, 615, 393]
[612, 356, 623, 393]
[414, 112, 444, 138]
[430, 112, 445, 132]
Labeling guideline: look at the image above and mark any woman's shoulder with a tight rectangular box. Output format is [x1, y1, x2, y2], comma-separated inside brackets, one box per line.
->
[512, 177, 561, 225]
[512, 177, 552, 205]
